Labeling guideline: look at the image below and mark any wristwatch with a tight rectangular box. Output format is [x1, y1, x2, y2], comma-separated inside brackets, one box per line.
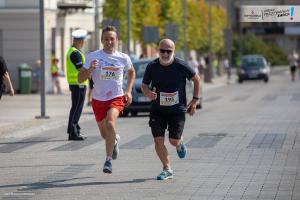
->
[193, 96, 200, 100]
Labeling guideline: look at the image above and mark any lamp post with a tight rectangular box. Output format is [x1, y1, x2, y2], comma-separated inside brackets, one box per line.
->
[127, 0, 131, 54]
[94, 0, 99, 50]
[204, 0, 213, 83]
[182, 0, 187, 61]
[36, 0, 49, 119]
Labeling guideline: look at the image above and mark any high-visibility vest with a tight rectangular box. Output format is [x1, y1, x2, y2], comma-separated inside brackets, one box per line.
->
[51, 64, 59, 76]
[66, 47, 88, 86]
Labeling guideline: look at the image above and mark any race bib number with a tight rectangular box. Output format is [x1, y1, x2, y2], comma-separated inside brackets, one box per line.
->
[160, 91, 179, 106]
[100, 66, 121, 80]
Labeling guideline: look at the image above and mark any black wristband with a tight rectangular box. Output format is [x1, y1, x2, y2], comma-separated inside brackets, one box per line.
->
[193, 96, 199, 100]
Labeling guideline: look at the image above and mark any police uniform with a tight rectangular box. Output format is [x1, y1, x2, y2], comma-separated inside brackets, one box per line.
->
[66, 29, 88, 140]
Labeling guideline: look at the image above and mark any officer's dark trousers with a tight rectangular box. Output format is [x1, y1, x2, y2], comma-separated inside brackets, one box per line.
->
[67, 85, 86, 135]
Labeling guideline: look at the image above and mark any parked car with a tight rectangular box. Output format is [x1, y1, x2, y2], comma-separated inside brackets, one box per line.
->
[123, 58, 152, 116]
[237, 54, 271, 83]
[123, 58, 202, 116]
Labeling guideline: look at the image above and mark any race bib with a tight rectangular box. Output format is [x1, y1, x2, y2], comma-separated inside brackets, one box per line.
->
[160, 91, 179, 106]
[100, 66, 121, 80]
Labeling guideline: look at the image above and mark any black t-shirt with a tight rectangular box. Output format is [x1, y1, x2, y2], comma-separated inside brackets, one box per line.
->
[142, 57, 195, 113]
[0, 56, 8, 84]
[70, 50, 83, 70]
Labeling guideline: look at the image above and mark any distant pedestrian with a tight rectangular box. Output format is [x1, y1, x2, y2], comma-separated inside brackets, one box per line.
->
[188, 56, 199, 75]
[78, 26, 135, 174]
[0, 56, 14, 100]
[51, 58, 62, 94]
[288, 50, 298, 82]
[222, 55, 231, 84]
[33, 59, 41, 93]
[198, 55, 206, 75]
[141, 38, 201, 180]
[66, 29, 88, 141]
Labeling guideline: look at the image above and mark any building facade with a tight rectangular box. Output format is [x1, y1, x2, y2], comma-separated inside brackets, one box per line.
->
[0, 0, 103, 93]
[233, 0, 300, 57]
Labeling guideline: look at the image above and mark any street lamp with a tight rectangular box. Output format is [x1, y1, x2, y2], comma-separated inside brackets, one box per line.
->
[36, 0, 49, 119]
[182, 0, 187, 61]
[204, 0, 213, 83]
[94, 0, 100, 50]
[127, 0, 131, 54]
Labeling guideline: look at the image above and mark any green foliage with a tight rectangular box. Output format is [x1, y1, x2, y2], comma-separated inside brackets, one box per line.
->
[233, 33, 288, 66]
[102, 0, 127, 42]
[102, 0, 228, 52]
[264, 44, 288, 66]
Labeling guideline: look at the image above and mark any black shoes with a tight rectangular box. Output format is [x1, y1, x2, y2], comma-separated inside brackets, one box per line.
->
[68, 133, 85, 141]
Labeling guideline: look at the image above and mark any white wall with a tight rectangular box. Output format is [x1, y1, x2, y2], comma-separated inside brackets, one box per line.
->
[0, 0, 96, 93]
[3, 0, 39, 8]
[0, 11, 39, 91]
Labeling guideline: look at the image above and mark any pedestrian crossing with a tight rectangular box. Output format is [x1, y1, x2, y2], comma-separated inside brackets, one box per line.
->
[202, 93, 300, 103]
[0, 131, 289, 153]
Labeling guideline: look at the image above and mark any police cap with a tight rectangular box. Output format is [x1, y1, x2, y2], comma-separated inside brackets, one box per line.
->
[72, 29, 87, 40]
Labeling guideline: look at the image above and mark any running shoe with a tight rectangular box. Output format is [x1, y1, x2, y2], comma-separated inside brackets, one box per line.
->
[156, 169, 174, 180]
[177, 141, 187, 159]
[103, 160, 112, 174]
[112, 134, 120, 160]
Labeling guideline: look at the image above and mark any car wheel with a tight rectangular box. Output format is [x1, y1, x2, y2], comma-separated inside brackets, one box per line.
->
[131, 111, 138, 116]
[238, 79, 243, 83]
[264, 76, 269, 83]
[122, 111, 129, 117]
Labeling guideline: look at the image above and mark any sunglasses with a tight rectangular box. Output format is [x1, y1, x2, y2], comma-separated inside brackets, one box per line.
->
[159, 49, 173, 54]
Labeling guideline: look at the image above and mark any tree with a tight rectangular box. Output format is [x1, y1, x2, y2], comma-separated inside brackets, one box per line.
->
[102, 0, 228, 53]
[233, 33, 288, 66]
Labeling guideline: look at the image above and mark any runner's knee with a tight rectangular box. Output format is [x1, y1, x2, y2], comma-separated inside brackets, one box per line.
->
[169, 138, 180, 147]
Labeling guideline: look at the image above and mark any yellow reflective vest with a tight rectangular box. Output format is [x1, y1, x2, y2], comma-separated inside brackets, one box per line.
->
[66, 47, 88, 86]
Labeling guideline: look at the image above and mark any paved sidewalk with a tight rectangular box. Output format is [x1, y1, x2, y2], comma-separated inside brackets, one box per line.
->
[0, 74, 230, 138]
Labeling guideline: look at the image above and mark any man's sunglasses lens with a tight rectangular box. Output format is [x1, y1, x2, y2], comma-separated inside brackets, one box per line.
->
[160, 49, 172, 54]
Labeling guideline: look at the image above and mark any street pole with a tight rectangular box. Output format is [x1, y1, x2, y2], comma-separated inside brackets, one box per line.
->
[36, 0, 49, 119]
[239, 0, 243, 64]
[226, 0, 232, 67]
[94, 0, 99, 50]
[127, 0, 131, 54]
[182, 0, 187, 61]
[204, 0, 213, 83]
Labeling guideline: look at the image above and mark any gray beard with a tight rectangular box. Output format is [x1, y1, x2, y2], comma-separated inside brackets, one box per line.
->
[159, 57, 174, 66]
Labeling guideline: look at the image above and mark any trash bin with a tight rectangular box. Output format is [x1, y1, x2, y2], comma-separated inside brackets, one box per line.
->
[19, 63, 32, 94]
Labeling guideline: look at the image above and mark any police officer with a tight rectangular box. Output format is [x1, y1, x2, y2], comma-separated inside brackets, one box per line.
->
[66, 29, 88, 140]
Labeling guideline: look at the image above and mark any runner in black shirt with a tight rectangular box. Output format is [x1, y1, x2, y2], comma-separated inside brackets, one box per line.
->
[141, 38, 201, 180]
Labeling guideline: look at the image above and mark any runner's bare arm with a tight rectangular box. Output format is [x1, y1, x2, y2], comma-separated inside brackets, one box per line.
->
[3, 72, 14, 96]
[78, 59, 98, 83]
[187, 74, 201, 116]
[141, 83, 157, 100]
[124, 66, 135, 105]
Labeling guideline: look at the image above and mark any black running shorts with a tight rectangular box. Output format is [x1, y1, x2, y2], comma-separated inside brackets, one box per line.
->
[149, 111, 185, 139]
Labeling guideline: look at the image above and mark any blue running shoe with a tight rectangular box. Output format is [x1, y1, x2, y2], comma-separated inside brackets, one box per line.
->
[177, 142, 187, 159]
[103, 160, 112, 174]
[157, 169, 173, 180]
[112, 134, 120, 160]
